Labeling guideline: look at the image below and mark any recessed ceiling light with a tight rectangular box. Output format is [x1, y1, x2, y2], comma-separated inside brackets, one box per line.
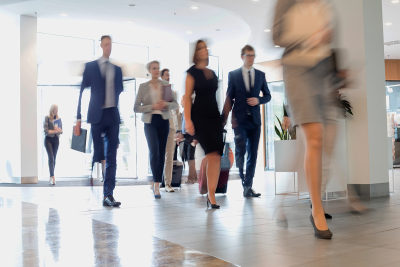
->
[386, 22, 393, 26]
[392, 0, 399, 3]
[253, 0, 260, 1]
[126, 20, 134, 24]
[215, 29, 221, 31]
[264, 29, 271, 32]
[186, 31, 193, 34]
[191, 6, 199, 10]
[128, 4, 136, 7]
[275, 45, 280, 48]
[60, 13, 68, 17]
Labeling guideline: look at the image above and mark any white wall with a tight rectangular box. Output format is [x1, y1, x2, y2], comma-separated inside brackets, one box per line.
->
[0, 10, 21, 183]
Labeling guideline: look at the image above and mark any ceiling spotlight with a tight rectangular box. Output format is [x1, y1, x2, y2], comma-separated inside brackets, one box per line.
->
[215, 29, 221, 31]
[392, 0, 399, 3]
[252, 0, 260, 1]
[191, 6, 199, 10]
[386, 22, 393, 26]
[186, 31, 193, 34]
[264, 29, 271, 32]
[128, 4, 136, 7]
[60, 13, 68, 17]
[275, 45, 280, 48]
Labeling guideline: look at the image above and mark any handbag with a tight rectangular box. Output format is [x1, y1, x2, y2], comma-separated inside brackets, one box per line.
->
[71, 128, 88, 153]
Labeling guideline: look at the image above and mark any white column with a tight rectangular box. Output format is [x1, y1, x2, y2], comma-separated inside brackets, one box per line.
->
[333, 0, 389, 197]
[0, 11, 21, 183]
[20, 15, 38, 183]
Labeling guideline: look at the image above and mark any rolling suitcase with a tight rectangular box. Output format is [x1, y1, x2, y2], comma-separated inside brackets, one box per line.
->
[199, 143, 232, 195]
[161, 163, 183, 188]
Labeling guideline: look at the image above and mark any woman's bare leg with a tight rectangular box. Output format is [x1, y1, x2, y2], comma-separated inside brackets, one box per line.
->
[301, 123, 328, 231]
[206, 152, 221, 204]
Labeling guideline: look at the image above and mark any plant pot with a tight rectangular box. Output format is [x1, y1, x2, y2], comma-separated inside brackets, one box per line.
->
[274, 140, 297, 172]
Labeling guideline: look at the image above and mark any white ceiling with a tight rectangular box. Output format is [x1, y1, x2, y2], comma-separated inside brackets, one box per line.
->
[383, 0, 400, 59]
[1, 0, 400, 61]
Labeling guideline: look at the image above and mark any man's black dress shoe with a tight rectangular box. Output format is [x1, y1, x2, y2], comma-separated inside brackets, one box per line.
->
[243, 187, 261, 197]
[103, 195, 121, 207]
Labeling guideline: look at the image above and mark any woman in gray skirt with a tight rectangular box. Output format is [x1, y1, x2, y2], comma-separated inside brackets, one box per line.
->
[273, 0, 340, 239]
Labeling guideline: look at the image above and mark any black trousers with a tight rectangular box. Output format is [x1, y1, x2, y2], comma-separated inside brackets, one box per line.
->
[144, 115, 170, 183]
[45, 136, 59, 177]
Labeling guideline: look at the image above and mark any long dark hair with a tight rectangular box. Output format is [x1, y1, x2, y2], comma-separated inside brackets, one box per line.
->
[192, 40, 209, 66]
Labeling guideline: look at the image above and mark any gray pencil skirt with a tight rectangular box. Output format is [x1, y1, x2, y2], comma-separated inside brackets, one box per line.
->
[283, 58, 339, 126]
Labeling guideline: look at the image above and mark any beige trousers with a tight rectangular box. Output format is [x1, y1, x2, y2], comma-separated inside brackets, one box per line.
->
[164, 127, 176, 186]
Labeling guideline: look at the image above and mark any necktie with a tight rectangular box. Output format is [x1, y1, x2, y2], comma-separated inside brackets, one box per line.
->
[248, 70, 252, 92]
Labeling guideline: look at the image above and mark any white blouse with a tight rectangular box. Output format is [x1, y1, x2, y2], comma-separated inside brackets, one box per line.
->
[150, 81, 163, 115]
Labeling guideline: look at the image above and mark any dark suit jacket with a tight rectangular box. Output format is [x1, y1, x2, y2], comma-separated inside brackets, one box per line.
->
[223, 68, 271, 126]
[77, 60, 123, 125]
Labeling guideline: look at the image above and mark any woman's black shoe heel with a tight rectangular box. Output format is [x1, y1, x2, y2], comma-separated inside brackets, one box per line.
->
[207, 195, 220, 209]
[310, 214, 332, 239]
[310, 204, 332, 219]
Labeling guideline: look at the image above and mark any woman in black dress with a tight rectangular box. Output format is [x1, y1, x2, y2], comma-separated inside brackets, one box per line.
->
[184, 40, 224, 209]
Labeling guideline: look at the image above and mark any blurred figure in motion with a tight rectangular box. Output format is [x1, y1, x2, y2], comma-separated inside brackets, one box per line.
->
[273, 0, 339, 239]
[184, 40, 223, 209]
[161, 68, 182, 192]
[222, 45, 271, 198]
[179, 95, 198, 184]
[74, 35, 123, 207]
[44, 104, 63, 185]
[134, 61, 178, 199]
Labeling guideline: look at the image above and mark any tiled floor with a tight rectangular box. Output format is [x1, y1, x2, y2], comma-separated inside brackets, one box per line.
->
[1, 170, 400, 266]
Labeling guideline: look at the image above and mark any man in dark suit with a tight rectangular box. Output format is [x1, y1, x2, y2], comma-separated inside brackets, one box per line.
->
[222, 45, 271, 198]
[74, 35, 123, 207]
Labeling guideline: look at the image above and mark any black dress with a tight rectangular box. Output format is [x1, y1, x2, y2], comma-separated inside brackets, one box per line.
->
[187, 66, 224, 156]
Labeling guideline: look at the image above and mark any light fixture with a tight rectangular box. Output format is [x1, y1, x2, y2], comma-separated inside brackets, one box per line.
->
[252, 0, 260, 1]
[191, 6, 199, 10]
[128, 4, 136, 7]
[275, 45, 280, 47]
[60, 13, 68, 17]
[264, 29, 271, 32]
[215, 29, 221, 31]
[392, 0, 399, 3]
[386, 22, 393, 26]
[186, 31, 193, 34]
[126, 20, 134, 24]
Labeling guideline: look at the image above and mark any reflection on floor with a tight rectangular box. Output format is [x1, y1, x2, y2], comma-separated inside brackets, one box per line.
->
[1, 170, 400, 267]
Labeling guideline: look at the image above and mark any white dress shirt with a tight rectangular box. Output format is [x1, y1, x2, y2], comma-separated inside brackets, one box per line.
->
[98, 56, 116, 108]
[242, 66, 255, 92]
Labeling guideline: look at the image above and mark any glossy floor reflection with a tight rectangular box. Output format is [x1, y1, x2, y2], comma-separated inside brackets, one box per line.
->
[1, 170, 400, 266]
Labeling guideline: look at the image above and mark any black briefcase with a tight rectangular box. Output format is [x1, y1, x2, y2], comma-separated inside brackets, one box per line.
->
[71, 128, 88, 153]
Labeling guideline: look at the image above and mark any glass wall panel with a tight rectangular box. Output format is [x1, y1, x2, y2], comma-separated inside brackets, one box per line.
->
[37, 33, 150, 179]
[264, 81, 287, 169]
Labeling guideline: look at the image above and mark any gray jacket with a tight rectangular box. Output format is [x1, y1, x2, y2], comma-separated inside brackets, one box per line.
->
[134, 80, 179, 124]
[44, 116, 63, 138]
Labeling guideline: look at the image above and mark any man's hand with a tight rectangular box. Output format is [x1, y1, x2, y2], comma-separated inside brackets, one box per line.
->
[282, 116, 291, 131]
[247, 97, 259, 106]
[74, 121, 81, 136]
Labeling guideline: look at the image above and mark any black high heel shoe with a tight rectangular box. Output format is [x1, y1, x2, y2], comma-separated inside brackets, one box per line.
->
[207, 195, 220, 209]
[310, 204, 332, 219]
[310, 214, 333, 239]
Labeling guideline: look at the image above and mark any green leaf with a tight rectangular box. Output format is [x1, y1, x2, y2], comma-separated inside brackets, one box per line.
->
[275, 125, 283, 140]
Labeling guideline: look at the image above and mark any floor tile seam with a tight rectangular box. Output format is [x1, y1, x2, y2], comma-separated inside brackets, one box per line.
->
[334, 227, 400, 241]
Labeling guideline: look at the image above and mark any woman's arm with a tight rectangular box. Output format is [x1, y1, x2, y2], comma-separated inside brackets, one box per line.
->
[44, 117, 59, 135]
[184, 73, 195, 136]
[134, 84, 154, 114]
